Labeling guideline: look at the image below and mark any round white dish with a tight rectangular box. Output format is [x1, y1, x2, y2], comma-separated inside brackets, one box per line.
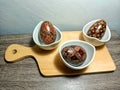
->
[59, 40, 96, 70]
[82, 19, 111, 46]
[33, 21, 62, 50]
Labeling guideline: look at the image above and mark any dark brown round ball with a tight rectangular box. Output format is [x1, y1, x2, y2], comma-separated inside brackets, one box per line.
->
[87, 20, 106, 39]
[61, 45, 86, 66]
[40, 21, 56, 44]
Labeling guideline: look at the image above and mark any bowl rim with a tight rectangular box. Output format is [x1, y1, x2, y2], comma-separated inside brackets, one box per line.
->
[83, 19, 111, 42]
[59, 40, 96, 70]
[33, 21, 62, 47]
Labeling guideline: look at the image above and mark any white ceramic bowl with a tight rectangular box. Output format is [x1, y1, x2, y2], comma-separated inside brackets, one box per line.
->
[82, 19, 111, 46]
[59, 40, 95, 70]
[33, 21, 62, 50]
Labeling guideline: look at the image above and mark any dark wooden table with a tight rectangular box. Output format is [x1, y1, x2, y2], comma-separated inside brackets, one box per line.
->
[0, 31, 120, 90]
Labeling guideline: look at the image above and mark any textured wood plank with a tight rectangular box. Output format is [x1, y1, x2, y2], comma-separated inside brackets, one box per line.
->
[5, 32, 116, 76]
[0, 31, 120, 90]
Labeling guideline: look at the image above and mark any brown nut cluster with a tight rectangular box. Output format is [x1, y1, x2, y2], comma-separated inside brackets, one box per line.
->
[87, 20, 106, 39]
[61, 45, 86, 66]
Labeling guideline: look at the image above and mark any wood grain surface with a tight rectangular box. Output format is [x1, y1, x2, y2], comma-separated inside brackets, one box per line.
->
[0, 31, 120, 90]
[5, 31, 116, 76]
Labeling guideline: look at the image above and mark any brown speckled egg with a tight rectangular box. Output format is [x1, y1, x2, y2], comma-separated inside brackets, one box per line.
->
[40, 21, 56, 44]
[61, 45, 86, 66]
[87, 20, 106, 39]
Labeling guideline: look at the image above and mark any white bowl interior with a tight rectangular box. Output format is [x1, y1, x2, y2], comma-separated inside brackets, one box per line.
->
[83, 19, 111, 42]
[59, 40, 95, 70]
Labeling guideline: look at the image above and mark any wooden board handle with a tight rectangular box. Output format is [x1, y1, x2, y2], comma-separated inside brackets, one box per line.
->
[5, 44, 34, 62]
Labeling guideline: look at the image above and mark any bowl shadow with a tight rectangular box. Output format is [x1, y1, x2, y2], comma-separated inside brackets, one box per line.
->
[53, 52, 88, 76]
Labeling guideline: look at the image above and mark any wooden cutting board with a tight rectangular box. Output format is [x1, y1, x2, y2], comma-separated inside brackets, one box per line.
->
[5, 31, 116, 76]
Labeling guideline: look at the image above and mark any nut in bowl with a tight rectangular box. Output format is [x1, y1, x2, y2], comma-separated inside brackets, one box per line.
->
[33, 21, 62, 50]
[82, 19, 111, 46]
[59, 40, 95, 70]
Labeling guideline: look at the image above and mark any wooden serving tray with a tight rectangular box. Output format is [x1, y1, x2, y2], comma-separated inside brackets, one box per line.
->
[5, 31, 116, 76]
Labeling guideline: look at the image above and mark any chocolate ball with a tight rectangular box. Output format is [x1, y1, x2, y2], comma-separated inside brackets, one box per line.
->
[61, 45, 86, 66]
[87, 20, 106, 39]
[40, 21, 56, 44]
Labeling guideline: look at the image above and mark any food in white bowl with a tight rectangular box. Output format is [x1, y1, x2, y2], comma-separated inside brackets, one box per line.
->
[59, 40, 95, 70]
[33, 21, 62, 50]
[83, 19, 111, 46]
[61, 45, 86, 67]
[87, 19, 106, 39]
[40, 21, 56, 44]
